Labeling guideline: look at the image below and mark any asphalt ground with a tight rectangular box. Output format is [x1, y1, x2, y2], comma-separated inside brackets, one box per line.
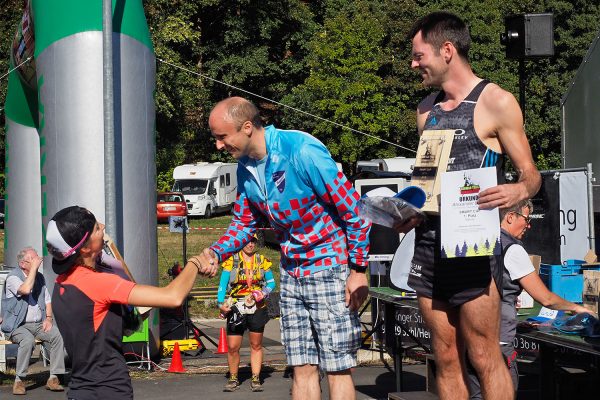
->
[0, 364, 427, 399]
[0, 317, 428, 399]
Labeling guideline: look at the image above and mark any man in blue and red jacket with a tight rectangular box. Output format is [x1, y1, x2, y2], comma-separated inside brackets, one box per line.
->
[199, 96, 371, 399]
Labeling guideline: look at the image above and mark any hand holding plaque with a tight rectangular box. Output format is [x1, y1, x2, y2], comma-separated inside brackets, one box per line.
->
[411, 130, 455, 214]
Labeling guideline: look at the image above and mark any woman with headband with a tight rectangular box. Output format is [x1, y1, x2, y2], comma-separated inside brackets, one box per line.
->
[45, 206, 217, 400]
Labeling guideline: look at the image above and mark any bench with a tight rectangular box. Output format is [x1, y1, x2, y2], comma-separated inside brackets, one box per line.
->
[0, 337, 48, 373]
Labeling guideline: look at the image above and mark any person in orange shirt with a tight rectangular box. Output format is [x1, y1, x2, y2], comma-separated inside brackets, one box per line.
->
[46, 206, 217, 399]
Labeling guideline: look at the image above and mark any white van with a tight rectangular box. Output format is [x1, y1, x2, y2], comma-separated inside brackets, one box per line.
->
[356, 157, 415, 174]
[172, 162, 237, 218]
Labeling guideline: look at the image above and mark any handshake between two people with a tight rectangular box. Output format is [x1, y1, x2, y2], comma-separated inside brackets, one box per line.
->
[187, 248, 220, 278]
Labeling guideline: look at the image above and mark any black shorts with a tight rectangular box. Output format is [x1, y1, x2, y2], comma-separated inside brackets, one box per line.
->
[407, 217, 502, 306]
[226, 305, 270, 336]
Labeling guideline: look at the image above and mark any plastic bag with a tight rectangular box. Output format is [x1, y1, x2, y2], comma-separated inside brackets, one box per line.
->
[552, 312, 600, 337]
[358, 196, 425, 228]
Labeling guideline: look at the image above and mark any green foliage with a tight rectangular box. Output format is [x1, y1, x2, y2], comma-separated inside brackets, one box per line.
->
[0, 0, 24, 198]
[146, 0, 210, 173]
[1, 0, 600, 191]
[194, 0, 318, 117]
[146, 0, 318, 176]
[281, 1, 412, 171]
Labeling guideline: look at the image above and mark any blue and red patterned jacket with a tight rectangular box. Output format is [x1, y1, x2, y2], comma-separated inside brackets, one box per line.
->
[210, 125, 371, 277]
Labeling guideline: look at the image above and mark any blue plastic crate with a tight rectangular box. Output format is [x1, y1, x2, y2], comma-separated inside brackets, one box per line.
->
[539, 261, 600, 303]
[564, 259, 585, 267]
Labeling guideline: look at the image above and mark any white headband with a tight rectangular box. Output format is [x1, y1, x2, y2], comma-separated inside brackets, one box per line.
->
[46, 219, 89, 261]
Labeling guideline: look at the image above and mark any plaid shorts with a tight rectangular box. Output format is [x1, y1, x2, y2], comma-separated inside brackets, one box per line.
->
[279, 264, 361, 372]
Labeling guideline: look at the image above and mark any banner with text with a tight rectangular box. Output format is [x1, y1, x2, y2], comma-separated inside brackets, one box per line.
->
[559, 171, 590, 261]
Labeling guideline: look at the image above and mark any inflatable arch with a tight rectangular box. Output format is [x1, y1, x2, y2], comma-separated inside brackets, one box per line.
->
[4, 0, 159, 349]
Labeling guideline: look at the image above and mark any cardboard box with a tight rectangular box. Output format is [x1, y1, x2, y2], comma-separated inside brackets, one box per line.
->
[517, 290, 534, 308]
[529, 254, 541, 275]
[583, 269, 600, 314]
[582, 249, 600, 267]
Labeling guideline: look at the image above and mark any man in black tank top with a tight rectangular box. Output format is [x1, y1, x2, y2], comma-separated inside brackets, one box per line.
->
[398, 11, 541, 400]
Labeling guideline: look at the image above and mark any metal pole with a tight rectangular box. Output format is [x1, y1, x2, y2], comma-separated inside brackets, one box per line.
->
[103, 0, 118, 245]
[519, 58, 526, 121]
[182, 218, 188, 263]
[182, 218, 189, 340]
[587, 163, 596, 252]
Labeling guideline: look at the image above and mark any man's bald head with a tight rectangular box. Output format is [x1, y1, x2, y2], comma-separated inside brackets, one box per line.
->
[210, 97, 262, 131]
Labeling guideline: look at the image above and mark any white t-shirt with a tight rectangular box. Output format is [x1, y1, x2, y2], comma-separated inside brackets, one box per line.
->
[246, 156, 268, 194]
[503, 244, 535, 281]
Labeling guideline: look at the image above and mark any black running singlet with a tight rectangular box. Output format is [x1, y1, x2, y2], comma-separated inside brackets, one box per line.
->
[408, 80, 504, 305]
[424, 79, 504, 176]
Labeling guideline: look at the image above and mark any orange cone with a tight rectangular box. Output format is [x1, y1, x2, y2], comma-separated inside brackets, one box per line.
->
[167, 342, 186, 373]
[214, 327, 229, 354]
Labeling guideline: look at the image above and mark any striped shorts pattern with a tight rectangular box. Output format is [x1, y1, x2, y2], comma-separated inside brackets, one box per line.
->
[279, 264, 361, 372]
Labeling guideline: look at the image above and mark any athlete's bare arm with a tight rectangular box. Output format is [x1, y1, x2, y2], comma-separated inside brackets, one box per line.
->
[477, 85, 541, 209]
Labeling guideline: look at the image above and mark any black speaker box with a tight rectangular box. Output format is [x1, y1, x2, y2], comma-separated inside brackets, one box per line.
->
[503, 13, 554, 59]
[159, 306, 187, 340]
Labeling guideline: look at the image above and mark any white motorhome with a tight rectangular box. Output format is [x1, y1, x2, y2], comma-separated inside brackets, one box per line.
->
[356, 157, 415, 174]
[172, 162, 237, 218]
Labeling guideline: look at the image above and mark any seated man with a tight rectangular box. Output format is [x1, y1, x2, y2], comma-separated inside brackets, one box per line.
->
[467, 200, 591, 399]
[1, 247, 65, 395]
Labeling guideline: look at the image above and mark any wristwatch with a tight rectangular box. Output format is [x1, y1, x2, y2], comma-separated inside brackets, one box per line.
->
[349, 263, 368, 273]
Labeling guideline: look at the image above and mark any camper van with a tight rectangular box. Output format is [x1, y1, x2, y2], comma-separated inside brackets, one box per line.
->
[172, 162, 237, 218]
[356, 157, 415, 174]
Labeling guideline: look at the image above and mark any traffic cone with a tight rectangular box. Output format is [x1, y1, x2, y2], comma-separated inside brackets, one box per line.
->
[214, 327, 229, 354]
[167, 342, 186, 373]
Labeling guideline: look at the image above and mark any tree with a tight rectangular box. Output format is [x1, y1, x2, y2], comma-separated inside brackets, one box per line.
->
[461, 241, 468, 257]
[0, 0, 26, 197]
[3, 0, 600, 193]
[280, 1, 409, 171]
[195, 0, 318, 115]
[145, 0, 210, 190]
[147, 0, 318, 187]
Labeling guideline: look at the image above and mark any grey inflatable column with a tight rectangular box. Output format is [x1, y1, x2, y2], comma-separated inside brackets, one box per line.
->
[33, 0, 158, 350]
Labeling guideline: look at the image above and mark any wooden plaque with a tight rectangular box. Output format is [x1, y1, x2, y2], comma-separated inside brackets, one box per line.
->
[411, 130, 455, 214]
[102, 235, 152, 315]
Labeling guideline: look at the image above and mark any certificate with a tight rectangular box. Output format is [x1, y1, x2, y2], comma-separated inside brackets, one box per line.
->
[440, 167, 500, 258]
